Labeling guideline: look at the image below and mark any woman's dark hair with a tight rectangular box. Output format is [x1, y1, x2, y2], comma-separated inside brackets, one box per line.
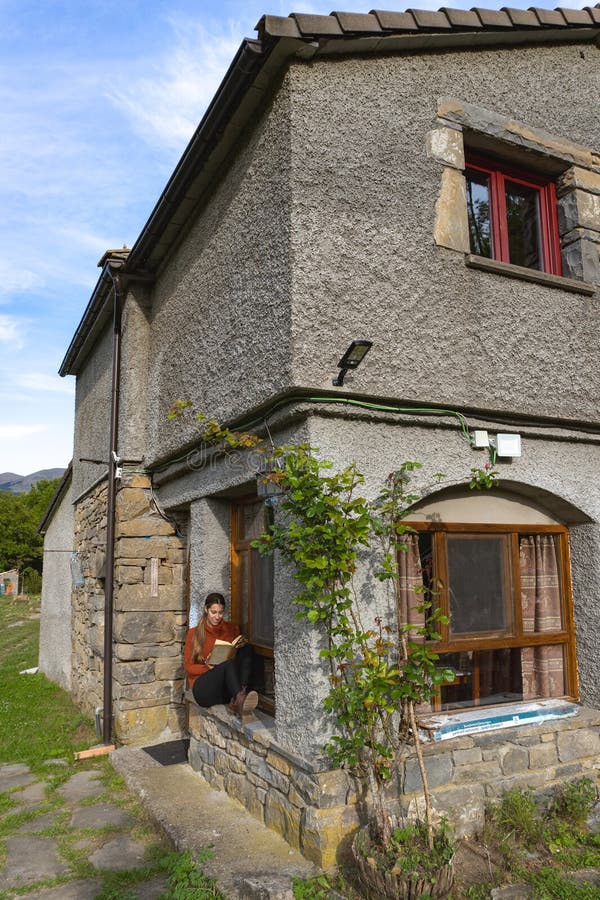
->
[191, 593, 226, 662]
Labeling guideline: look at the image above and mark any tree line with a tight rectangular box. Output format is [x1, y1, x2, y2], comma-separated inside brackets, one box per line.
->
[0, 480, 60, 582]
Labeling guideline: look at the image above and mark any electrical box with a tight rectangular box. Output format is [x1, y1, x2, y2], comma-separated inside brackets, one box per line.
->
[472, 430, 489, 448]
[496, 433, 522, 458]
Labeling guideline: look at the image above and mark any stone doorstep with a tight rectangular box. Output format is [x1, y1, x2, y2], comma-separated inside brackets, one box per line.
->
[110, 747, 317, 898]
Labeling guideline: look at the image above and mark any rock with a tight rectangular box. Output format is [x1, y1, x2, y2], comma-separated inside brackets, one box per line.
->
[0, 835, 69, 888]
[71, 802, 133, 829]
[88, 834, 147, 870]
[238, 875, 294, 899]
[0, 763, 35, 793]
[58, 771, 104, 802]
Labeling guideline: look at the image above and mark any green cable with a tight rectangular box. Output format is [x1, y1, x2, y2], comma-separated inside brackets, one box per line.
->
[152, 393, 474, 474]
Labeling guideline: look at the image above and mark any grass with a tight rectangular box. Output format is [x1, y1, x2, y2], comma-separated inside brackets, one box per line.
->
[0, 595, 96, 769]
[466, 779, 600, 897]
[0, 595, 226, 899]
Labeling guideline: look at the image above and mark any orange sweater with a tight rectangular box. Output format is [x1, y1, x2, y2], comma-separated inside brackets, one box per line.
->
[184, 621, 241, 689]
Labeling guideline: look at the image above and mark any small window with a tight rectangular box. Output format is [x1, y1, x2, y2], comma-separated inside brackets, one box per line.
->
[465, 153, 562, 276]
[231, 498, 275, 712]
[402, 526, 576, 712]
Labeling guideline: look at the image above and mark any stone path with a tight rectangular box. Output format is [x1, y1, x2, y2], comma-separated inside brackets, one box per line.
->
[0, 761, 168, 898]
[1, 752, 317, 899]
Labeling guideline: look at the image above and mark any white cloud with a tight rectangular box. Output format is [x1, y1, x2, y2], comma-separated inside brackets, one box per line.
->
[0, 424, 47, 439]
[0, 262, 43, 300]
[107, 17, 240, 154]
[15, 373, 75, 395]
[0, 315, 25, 347]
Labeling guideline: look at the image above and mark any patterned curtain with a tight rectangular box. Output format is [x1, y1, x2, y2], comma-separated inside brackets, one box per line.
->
[519, 534, 564, 700]
[398, 533, 426, 630]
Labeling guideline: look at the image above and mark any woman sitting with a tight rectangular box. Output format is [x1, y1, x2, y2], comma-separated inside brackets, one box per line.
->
[184, 592, 257, 719]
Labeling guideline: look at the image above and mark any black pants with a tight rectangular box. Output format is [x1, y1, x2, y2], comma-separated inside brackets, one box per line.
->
[192, 644, 253, 708]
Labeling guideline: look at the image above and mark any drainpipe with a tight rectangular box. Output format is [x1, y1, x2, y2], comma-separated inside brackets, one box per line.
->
[103, 264, 124, 746]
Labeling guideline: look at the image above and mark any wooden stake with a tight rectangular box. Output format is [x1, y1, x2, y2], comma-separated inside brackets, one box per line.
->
[74, 744, 115, 760]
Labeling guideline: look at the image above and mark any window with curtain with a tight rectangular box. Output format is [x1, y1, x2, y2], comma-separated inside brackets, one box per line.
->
[399, 526, 576, 712]
[231, 498, 275, 712]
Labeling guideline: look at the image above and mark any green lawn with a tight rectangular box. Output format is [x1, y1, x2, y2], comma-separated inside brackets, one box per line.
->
[0, 594, 226, 899]
[0, 595, 96, 769]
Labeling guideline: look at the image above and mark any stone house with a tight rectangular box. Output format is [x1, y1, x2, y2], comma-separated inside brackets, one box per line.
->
[40, 4, 600, 865]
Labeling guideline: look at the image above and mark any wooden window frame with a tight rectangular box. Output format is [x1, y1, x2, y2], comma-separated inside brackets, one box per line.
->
[230, 496, 275, 713]
[466, 152, 562, 277]
[411, 522, 578, 710]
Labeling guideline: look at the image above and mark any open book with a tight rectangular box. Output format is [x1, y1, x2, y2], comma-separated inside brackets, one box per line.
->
[207, 634, 246, 666]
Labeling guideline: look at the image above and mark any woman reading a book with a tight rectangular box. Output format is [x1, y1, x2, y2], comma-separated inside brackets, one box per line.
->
[184, 592, 258, 719]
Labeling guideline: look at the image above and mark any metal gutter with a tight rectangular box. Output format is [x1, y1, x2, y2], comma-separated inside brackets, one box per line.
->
[102, 264, 125, 746]
[59, 267, 113, 377]
[38, 461, 73, 535]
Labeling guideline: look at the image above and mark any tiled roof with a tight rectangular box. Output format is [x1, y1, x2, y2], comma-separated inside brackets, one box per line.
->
[62, 3, 600, 371]
[257, 4, 600, 40]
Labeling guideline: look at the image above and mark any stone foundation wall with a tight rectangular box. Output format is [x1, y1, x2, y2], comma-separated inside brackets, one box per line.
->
[187, 700, 600, 868]
[72, 472, 188, 745]
[72, 480, 108, 715]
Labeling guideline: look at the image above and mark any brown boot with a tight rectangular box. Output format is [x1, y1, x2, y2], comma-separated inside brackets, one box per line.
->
[230, 689, 258, 720]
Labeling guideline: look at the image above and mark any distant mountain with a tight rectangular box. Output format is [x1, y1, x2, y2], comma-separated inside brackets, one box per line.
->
[0, 469, 66, 494]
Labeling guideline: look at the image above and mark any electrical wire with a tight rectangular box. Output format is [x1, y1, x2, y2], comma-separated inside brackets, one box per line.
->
[151, 392, 475, 475]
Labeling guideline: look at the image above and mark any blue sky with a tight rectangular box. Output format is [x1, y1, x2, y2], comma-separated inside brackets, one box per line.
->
[0, 0, 584, 475]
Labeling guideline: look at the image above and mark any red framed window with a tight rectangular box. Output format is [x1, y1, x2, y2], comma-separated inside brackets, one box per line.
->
[465, 153, 562, 276]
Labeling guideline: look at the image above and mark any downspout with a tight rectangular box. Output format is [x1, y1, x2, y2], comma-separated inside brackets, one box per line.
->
[103, 264, 124, 746]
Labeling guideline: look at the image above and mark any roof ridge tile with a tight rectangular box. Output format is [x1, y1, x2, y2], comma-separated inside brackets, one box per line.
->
[289, 12, 343, 35]
[370, 9, 419, 30]
[331, 11, 382, 32]
[471, 7, 514, 28]
[440, 7, 484, 28]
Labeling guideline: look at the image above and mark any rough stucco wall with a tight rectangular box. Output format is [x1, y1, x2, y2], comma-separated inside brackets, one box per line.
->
[119, 289, 151, 463]
[288, 43, 600, 421]
[145, 76, 293, 466]
[72, 323, 112, 499]
[569, 525, 600, 709]
[305, 413, 600, 523]
[39, 484, 74, 690]
[188, 498, 230, 626]
[156, 403, 598, 755]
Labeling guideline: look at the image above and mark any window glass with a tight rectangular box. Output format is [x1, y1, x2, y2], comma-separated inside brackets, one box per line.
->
[238, 549, 249, 634]
[464, 153, 561, 277]
[466, 170, 492, 258]
[438, 645, 565, 710]
[241, 503, 266, 540]
[406, 524, 573, 713]
[250, 547, 274, 646]
[232, 498, 275, 712]
[505, 180, 542, 270]
[447, 534, 511, 636]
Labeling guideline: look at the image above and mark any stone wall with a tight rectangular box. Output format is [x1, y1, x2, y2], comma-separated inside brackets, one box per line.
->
[72, 471, 188, 745]
[187, 699, 600, 868]
[72, 479, 108, 715]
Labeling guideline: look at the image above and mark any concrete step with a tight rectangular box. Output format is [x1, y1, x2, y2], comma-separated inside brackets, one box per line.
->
[111, 746, 317, 899]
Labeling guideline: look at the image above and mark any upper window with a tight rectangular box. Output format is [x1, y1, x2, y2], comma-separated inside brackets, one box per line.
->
[401, 524, 576, 713]
[231, 498, 275, 712]
[465, 153, 562, 276]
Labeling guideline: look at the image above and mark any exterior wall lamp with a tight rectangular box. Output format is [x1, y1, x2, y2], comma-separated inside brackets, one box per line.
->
[332, 340, 373, 386]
